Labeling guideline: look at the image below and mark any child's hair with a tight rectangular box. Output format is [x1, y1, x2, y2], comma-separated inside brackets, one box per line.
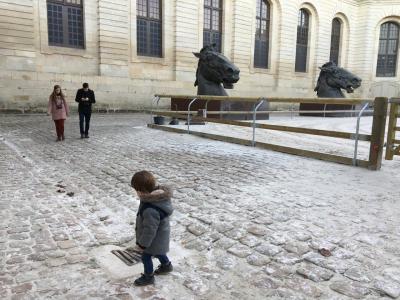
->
[83, 82, 89, 88]
[131, 170, 156, 193]
[50, 85, 65, 102]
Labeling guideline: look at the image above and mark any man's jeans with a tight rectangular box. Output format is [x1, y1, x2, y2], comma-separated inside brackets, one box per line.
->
[142, 253, 170, 275]
[79, 110, 91, 135]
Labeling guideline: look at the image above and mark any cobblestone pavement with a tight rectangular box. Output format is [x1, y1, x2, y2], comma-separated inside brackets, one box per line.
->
[0, 114, 399, 300]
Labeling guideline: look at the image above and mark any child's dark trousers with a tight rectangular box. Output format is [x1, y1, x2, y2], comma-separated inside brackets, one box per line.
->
[142, 253, 170, 274]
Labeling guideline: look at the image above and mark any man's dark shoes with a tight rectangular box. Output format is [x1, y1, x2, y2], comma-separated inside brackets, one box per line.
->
[80, 134, 84, 139]
[134, 273, 154, 286]
[84, 134, 89, 138]
[154, 262, 173, 275]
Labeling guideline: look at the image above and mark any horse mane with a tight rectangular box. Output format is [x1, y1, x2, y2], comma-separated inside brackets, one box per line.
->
[200, 44, 217, 54]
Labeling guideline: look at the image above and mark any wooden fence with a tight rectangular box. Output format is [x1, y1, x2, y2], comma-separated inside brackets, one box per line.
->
[149, 95, 388, 170]
[385, 98, 400, 160]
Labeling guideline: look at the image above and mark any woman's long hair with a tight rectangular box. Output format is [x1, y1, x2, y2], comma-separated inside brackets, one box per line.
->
[50, 85, 65, 102]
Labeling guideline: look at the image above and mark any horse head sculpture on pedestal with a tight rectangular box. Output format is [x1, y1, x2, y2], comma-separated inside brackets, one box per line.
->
[314, 62, 362, 98]
[301, 62, 362, 116]
[171, 44, 269, 120]
[193, 44, 240, 96]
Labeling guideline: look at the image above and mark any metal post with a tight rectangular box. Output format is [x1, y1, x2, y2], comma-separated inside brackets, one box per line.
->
[291, 103, 294, 119]
[352, 102, 370, 166]
[323, 104, 327, 118]
[252, 99, 265, 146]
[150, 96, 160, 124]
[187, 98, 197, 134]
[204, 100, 210, 118]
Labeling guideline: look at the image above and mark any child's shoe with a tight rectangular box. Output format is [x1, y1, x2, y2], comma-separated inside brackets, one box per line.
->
[154, 262, 173, 275]
[134, 273, 155, 286]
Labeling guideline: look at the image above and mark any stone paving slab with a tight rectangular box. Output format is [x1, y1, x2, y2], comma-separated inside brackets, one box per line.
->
[0, 113, 399, 299]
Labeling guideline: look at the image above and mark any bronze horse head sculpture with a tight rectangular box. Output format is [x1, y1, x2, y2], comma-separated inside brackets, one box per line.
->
[299, 62, 362, 116]
[193, 44, 240, 96]
[314, 62, 362, 98]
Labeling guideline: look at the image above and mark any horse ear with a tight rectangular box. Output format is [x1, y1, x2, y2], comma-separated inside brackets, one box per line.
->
[324, 62, 335, 67]
[320, 61, 336, 71]
[193, 52, 201, 58]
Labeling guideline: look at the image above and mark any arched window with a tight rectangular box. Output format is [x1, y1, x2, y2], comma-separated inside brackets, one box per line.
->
[330, 18, 341, 65]
[137, 0, 162, 57]
[295, 9, 309, 72]
[254, 0, 270, 68]
[203, 0, 222, 52]
[47, 0, 84, 48]
[377, 22, 399, 77]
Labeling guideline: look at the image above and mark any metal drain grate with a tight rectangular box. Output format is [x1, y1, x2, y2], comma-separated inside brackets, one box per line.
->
[111, 249, 142, 266]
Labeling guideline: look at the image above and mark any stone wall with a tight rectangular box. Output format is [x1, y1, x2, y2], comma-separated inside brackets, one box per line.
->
[0, 0, 400, 112]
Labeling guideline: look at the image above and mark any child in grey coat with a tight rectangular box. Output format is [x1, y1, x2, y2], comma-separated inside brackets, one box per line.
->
[131, 170, 174, 286]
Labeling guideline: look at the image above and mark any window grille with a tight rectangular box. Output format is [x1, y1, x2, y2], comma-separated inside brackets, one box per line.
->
[47, 0, 84, 48]
[203, 0, 222, 52]
[329, 18, 341, 65]
[137, 0, 162, 57]
[295, 9, 309, 72]
[377, 22, 399, 77]
[254, 0, 270, 68]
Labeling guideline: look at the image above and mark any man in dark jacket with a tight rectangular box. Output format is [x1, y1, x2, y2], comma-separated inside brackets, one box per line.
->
[75, 83, 95, 138]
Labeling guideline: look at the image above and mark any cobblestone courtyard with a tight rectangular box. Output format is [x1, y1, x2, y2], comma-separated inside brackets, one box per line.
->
[0, 114, 399, 300]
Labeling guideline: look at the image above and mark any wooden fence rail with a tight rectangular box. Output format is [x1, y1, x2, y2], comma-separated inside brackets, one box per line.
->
[148, 109, 374, 115]
[149, 111, 371, 141]
[154, 94, 375, 105]
[150, 95, 388, 170]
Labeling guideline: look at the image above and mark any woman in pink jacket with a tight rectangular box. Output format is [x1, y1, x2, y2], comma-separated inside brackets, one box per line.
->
[48, 85, 69, 141]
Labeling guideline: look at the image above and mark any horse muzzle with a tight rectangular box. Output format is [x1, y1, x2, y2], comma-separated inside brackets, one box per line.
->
[223, 74, 240, 85]
[346, 79, 361, 93]
[223, 82, 234, 89]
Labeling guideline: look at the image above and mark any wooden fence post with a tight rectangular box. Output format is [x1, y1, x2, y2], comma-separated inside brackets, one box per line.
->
[385, 102, 398, 160]
[368, 97, 388, 170]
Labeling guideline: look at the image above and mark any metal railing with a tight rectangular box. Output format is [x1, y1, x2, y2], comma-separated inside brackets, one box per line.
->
[150, 95, 387, 170]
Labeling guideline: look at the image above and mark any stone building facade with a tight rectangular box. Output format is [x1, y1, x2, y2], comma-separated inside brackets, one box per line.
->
[1, 0, 400, 111]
